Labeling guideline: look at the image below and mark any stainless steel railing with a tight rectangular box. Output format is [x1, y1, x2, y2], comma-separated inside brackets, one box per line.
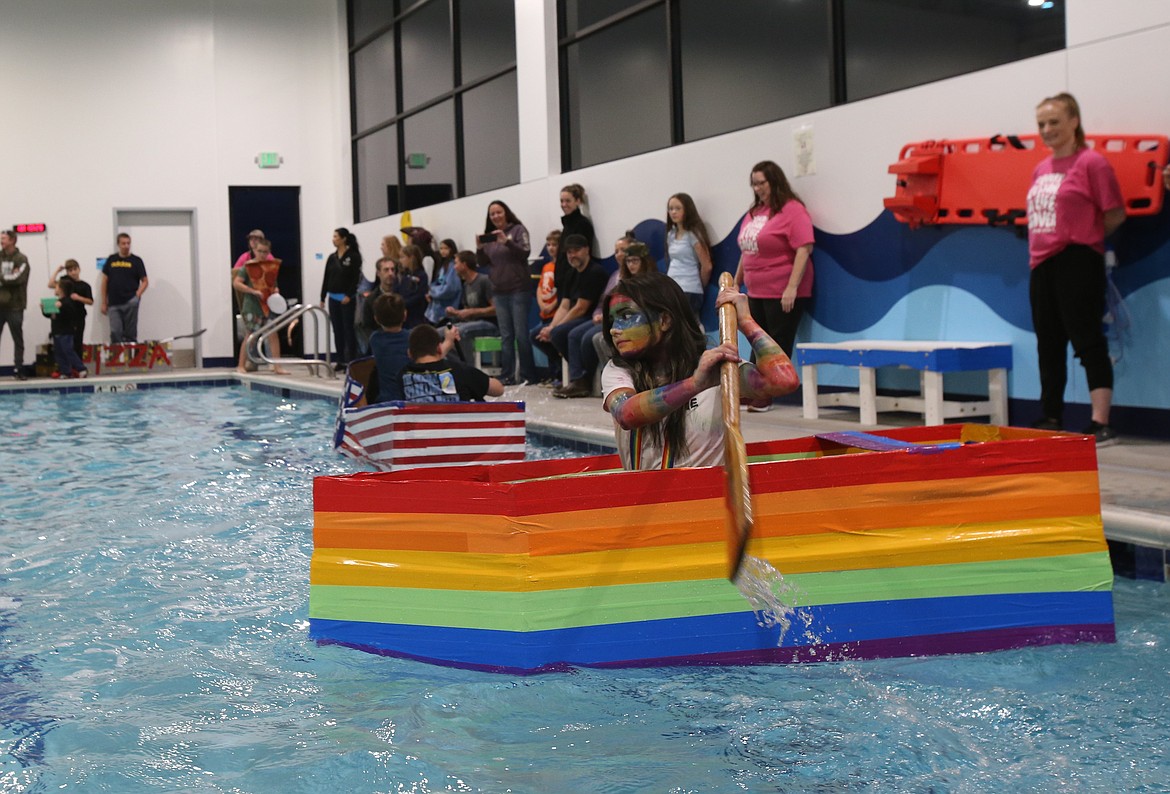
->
[244, 303, 335, 378]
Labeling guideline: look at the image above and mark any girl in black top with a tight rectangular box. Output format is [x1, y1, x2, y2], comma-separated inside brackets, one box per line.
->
[557, 183, 594, 301]
[319, 227, 363, 367]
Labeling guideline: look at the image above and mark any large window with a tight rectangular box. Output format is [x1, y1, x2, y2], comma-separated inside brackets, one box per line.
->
[559, 0, 1065, 170]
[349, 0, 519, 222]
[843, 0, 1066, 102]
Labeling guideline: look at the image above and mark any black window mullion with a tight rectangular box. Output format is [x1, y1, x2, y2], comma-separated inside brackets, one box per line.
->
[667, 0, 683, 145]
[393, 17, 406, 213]
[451, 0, 466, 197]
[829, 0, 847, 105]
[558, 34, 573, 173]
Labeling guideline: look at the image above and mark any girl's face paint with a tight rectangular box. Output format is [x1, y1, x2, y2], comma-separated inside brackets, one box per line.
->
[609, 293, 656, 358]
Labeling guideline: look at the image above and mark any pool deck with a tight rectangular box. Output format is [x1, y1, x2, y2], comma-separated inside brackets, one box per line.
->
[7, 365, 1169, 557]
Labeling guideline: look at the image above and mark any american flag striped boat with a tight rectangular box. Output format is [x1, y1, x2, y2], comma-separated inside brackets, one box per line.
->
[334, 357, 526, 471]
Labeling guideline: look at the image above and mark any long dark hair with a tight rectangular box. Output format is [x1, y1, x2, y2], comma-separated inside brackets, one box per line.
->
[602, 271, 707, 458]
[748, 160, 802, 215]
[433, 238, 457, 282]
[484, 200, 524, 234]
[334, 226, 360, 252]
[665, 192, 712, 253]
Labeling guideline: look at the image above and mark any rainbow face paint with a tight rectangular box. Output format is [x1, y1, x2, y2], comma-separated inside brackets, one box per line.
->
[608, 294, 655, 358]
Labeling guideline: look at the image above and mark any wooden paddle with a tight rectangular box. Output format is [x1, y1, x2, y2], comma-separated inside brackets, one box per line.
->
[718, 272, 752, 581]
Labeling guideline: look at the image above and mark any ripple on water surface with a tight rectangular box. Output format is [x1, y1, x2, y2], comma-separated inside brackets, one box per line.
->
[2, 386, 1169, 792]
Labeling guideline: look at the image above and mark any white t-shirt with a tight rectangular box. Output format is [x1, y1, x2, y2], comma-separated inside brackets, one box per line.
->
[601, 361, 725, 470]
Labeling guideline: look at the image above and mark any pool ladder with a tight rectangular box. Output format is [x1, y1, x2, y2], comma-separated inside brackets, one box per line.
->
[244, 302, 336, 378]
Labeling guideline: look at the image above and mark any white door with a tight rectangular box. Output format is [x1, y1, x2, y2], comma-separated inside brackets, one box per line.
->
[109, 209, 202, 364]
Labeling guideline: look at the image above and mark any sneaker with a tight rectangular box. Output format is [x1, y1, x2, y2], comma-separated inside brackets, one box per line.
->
[1083, 421, 1118, 448]
[14, 368, 27, 381]
[50, 372, 64, 380]
[746, 402, 773, 413]
[78, 370, 89, 379]
[1031, 417, 1063, 431]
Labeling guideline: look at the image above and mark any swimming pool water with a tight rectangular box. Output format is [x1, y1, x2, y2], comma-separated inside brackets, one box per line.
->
[2, 386, 1168, 792]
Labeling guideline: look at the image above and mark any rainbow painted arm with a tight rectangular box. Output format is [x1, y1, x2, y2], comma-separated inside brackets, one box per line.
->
[607, 377, 704, 431]
[737, 317, 800, 400]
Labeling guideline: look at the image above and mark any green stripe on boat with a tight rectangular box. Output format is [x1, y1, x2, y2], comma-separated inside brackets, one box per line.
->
[309, 552, 1113, 631]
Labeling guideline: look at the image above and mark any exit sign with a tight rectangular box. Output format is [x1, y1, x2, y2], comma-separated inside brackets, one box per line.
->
[15, 223, 46, 233]
[256, 152, 282, 169]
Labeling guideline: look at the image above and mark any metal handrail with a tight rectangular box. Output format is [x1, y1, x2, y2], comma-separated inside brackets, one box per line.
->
[244, 303, 335, 378]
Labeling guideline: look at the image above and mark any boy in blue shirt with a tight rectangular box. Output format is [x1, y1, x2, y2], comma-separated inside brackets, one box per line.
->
[368, 292, 410, 402]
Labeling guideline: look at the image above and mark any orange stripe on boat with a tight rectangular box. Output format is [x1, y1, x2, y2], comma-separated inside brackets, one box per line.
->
[310, 515, 1106, 590]
[313, 470, 1099, 555]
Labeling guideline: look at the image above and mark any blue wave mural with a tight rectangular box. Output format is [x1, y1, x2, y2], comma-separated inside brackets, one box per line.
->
[613, 202, 1170, 415]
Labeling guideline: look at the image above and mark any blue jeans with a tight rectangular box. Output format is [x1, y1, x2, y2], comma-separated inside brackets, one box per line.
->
[108, 295, 140, 344]
[53, 334, 87, 375]
[567, 320, 602, 381]
[446, 320, 498, 364]
[580, 323, 608, 380]
[493, 290, 538, 383]
[533, 316, 592, 379]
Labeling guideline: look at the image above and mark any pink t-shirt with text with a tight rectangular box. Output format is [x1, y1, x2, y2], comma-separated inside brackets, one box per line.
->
[1026, 147, 1123, 268]
[737, 200, 815, 299]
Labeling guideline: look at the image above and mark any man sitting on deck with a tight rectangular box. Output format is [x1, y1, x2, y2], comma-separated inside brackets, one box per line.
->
[402, 324, 504, 403]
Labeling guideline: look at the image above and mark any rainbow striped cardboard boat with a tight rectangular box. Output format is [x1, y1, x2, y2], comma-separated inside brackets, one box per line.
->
[309, 424, 1114, 673]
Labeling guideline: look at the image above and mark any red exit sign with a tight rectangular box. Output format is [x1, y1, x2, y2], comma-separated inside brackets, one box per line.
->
[15, 223, 46, 233]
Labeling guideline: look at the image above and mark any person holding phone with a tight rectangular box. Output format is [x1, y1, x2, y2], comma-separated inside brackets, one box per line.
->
[476, 200, 537, 385]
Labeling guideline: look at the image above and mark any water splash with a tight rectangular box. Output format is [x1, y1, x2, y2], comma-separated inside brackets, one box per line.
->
[733, 555, 801, 644]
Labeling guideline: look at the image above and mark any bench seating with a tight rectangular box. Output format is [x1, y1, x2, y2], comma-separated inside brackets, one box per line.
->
[795, 340, 1012, 426]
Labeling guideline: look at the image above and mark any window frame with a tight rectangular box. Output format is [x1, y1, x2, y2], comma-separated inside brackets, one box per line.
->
[348, 0, 520, 222]
[556, 0, 1064, 171]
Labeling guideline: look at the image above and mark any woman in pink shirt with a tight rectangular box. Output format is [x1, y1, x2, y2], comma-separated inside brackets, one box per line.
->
[734, 161, 813, 411]
[1026, 93, 1125, 445]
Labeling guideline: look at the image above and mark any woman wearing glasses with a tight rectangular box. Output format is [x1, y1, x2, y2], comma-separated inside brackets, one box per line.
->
[733, 161, 814, 412]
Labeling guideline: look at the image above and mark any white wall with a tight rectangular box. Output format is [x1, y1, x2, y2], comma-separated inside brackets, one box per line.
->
[4, 0, 1167, 400]
[354, 0, 1170, 253]
[1066, 0, 1170, 45]
[0, 0, 348, 366]
[342, 0, 1170, 418]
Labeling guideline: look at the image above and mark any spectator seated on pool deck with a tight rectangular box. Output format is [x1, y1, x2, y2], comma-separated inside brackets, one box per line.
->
[402, 324, 504, 403]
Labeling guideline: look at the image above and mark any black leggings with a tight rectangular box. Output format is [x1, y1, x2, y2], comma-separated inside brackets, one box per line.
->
[747, 296, 809, 358]
[1029, 244, 1112, 420]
